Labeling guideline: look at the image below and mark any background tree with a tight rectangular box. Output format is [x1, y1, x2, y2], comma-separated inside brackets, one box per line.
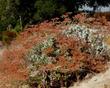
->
[15, 0, 36, 25]
[0, 0, 109, 34]
[0, 0, 66, 31]
[61, 0, 86, 13]
[33, 0, 66, 22]
[0, 0, 18, 31]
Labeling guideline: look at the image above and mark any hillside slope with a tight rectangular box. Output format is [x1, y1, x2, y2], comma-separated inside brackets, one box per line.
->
[0, 14, 110, 87]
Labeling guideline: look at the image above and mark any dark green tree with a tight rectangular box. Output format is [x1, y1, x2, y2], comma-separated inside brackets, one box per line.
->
[61, 0, 86, 13]
[0, 0, 18, 31]
[15, 0, 36, 25]
[33, 0, 66, 22]
[0, 0, 66, 30]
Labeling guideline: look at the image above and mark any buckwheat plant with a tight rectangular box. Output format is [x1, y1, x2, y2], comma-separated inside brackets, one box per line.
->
[63, 24, 110, 58]
[27, 36, 55, 64]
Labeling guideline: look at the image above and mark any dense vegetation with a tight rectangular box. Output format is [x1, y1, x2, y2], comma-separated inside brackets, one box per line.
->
[1, 17, 109, 87]
[0, 0, 110, 42]
[0, 1, 110, 87]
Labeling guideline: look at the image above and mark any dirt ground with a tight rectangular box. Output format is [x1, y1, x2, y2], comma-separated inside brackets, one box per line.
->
[71, 63, 110, 88]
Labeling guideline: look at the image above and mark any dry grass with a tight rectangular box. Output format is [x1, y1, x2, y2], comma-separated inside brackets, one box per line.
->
[94, 12, 110, 21]
[104, 36, 110, 45]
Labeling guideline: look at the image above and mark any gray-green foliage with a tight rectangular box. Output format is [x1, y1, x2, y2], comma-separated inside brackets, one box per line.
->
[63, 25, 110, 57]
[28, 37, 55, 64]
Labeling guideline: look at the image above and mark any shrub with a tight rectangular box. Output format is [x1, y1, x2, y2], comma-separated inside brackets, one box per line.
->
[63, 24, 110, 58]
[25, 29, 109, 87]
[2, 30, 17, 45]
[27, 37, 55, 64]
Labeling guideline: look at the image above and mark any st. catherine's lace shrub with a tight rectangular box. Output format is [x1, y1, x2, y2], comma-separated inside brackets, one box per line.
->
[27, 36, 62, 65]
[27, 36, 55, 64]
[63, 24, 110, 58]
